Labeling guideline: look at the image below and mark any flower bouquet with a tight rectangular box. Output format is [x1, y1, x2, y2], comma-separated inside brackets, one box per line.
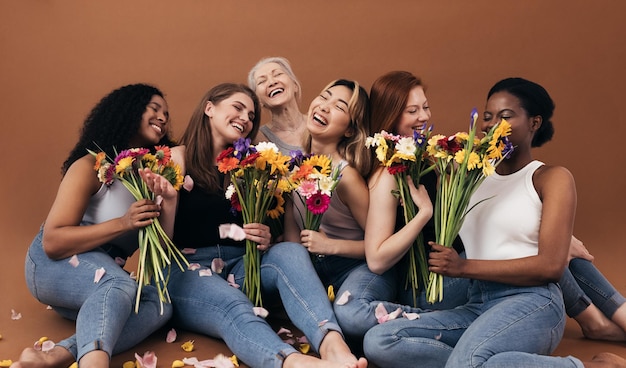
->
[287, 151, 342, 232]
[90, 145, 188, 313]
[218, 138, 291, 306]
[425, 109, 513, 303]
[365, 128, 434, 306]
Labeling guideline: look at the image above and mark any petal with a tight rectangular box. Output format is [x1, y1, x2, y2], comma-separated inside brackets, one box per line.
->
[129, 271, 137, 280]
[114, 257, 126, 266]
[93, 267, 106, 283]
[374, 303, 388, 320]
[155, 195, 163, 206]
[0, 361, 14, 368]
[41, 340, 55, 352]
[166, 328, 177, 343]
[182, 357, 199, 365]
[403, 312, 420, 320]
[296, 336, 309, 344]
[172, 360, 185, 368]
[327, 285, 335, 302]
[199, 269, 213, 277]
[68, 255, 79, 267]
[182, 175, 194, 191]
[388, 307, 403, 320]
[282, 338, 295, 344]
[218, 224, 246, 241]
[317, 319, 328, 327]
[335, 290, 351, 306]
[11, 309, 22, 320]
[122, 361, 136, 368]
[182, 248, 197, 255]
[181, 340, 195, 352]
[253, 307, 269, 318]
[277, 327, 292, 336]
[298, 343, 311, 354]
[188, 263, 202, 271]
[211, 258, 225, 274]
[140, 351, 157, 368]
[226, 274, 240, 288]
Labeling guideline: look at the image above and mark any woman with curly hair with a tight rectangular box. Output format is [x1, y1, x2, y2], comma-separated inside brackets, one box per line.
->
[11, 84, 175, 368]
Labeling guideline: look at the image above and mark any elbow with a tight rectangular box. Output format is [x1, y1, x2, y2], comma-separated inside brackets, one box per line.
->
[41, 235, 65, 260]
[542, 262, 567, 284]
[366, 259, 388, 275]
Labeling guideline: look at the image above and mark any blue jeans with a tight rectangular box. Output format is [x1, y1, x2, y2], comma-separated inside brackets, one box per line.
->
[561, 258, 626, 318]
[168, 241, 344, 368]
[363, 280, 582, 367]
[334, 262, 470, 341]
[312, 254, 364, 289]
[25, 229, 172, 361]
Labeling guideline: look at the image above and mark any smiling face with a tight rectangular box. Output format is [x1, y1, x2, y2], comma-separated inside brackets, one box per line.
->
[252, 62, 299, 109]
[206, 92, 256, 148]
[306, 85, 353, 143]
[483, 91, 539, 150]
[395, 86, 431, 137]
[130, 95, 169, 146]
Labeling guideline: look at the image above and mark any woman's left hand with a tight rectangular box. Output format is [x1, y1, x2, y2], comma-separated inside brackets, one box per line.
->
[300, 229, 329, 255]
[244, 223, 272, 251]
[428, 242, 464, 277]
[139, 167, 177, 201]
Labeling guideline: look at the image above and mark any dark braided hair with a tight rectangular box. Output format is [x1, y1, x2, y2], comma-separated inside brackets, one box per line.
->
[62, 83, 174, 174]
[487, 77, 555, 147]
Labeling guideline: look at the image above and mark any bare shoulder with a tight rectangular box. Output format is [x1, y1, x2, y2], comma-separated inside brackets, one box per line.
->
[61, 154, 101, 195]
[171, 145, 186, 174]
[534, 164, 576, 198]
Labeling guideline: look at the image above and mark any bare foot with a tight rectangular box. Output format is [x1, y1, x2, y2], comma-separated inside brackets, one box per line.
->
[283, 353, 367, 368]
[9, 346, 74, 368]
[586, 352, 626, 368]
[576, 305, 626, 341]
[318, 331, 368, 368]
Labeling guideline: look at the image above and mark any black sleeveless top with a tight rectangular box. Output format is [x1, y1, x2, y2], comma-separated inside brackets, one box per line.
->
[173, 173, 245, 249]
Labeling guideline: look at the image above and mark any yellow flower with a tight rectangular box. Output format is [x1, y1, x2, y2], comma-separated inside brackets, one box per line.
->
[115, 157, 134, 175]
[304, 155, 332, 176]
[122, 361, 136, 368]
[267, 192, 285, 220]
[230, 355, 240, 367]
[181, 340, 195, 352]
[466, 151, 481, 171]
[0, 360, 13, 367]
[172, 360, 185, 368]
[482, 158, 495, 176]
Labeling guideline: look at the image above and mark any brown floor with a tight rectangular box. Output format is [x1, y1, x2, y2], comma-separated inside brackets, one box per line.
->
[3, 231, 626, 367]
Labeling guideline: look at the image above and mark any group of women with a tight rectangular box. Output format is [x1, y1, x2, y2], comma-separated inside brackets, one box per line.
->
[10, 56, 626, 368]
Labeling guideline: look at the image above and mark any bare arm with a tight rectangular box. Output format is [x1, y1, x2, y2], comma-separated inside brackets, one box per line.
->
[42, 155, 161, 259]
[364, 168, 433, 274]
[429, 165, 576, 285]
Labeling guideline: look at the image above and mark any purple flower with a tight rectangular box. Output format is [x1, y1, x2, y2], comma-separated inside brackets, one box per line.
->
[233, 138, 254, 160]
[469, 108, 478, 129]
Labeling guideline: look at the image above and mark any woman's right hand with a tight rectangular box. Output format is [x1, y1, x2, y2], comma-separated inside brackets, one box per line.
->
[120, 199, 161, 231]
[407, 178, 433, 217]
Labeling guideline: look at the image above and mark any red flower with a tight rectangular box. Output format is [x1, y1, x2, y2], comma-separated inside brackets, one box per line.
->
[387, 163, 408, 175]
[218, 157, 240, 173]
[230, 193, 242, 212]
[217, 147, 235, 162]
[155, 145, 172, 166]
[306, 192, 331, 215]
[240, 152, 261, 167]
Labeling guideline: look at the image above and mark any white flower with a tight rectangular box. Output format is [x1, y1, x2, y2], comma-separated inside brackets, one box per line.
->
[255, 141, 279, 153]
[225, 183, 236, 199]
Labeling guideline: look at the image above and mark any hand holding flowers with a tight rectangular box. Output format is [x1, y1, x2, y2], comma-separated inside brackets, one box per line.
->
[365, 128, 434, 306]
[89, 145, 189, 313]
[218, 138, 291, 306]
[425, 109, 513, 303]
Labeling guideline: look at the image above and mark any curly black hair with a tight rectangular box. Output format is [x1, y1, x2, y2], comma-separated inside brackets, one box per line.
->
[61, 83, 174, 174]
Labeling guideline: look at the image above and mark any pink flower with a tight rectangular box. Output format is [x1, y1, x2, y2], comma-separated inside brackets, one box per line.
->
[306, 192, 330, 215]
[211, 258, 225, 273]
[296, 180, 317, 198]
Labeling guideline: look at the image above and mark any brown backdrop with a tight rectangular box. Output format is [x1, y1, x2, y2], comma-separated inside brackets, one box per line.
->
[1, 0, 625, 361]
